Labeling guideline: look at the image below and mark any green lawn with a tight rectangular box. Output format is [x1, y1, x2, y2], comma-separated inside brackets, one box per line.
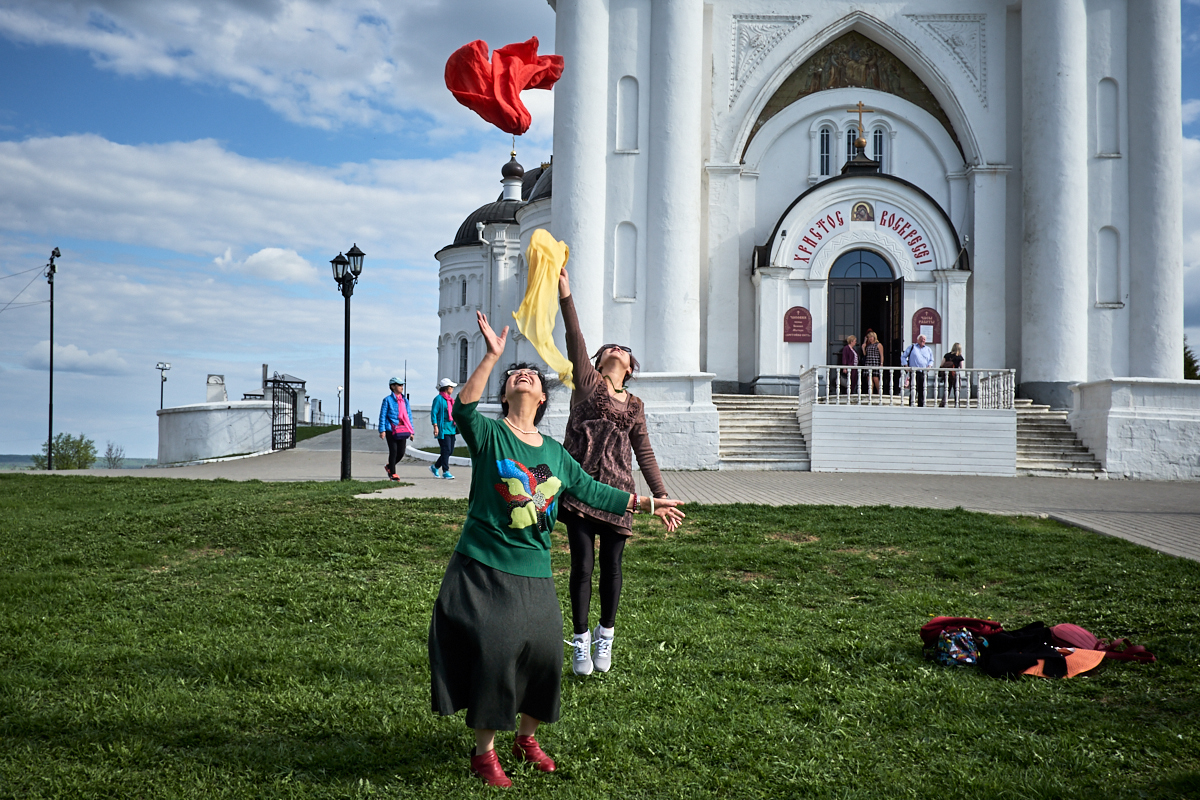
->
[295, 425, 340, 443]
[1, 474, 1197, 799]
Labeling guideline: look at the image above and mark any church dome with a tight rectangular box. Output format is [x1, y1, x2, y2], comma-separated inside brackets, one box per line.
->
[501, 153, 525, 179]
[451, 199, 522, 246]
[527, 162, 552, 201]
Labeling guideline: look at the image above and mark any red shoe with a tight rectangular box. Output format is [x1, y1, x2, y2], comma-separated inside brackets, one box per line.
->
[470, 747, 512, 787]
[512, 735, 556, 772]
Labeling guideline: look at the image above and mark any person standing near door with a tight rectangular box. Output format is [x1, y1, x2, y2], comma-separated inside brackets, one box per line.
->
[840, 334, 860, 395]
[378, 378, 413, 480]
[430, 378, 458, 479]
[862, 330, 885, 395]
[901, 335, 935, 406]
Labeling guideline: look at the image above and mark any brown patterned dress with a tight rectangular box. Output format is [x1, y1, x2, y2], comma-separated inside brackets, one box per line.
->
[559, 295, 669, 534]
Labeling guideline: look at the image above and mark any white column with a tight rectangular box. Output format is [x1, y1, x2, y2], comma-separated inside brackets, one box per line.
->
[704, 164, 742, 386]
[1127, 1, 1183, 379]
[645, 0, 703, 373]
[752, 266, 791, 381]
[551, 0, 610, 342]
[1020, 0, 1089, 407]
[967, 165, 1010, 368]
[933, 270, 971, 358]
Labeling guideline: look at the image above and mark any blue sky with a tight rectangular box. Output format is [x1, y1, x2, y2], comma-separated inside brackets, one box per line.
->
[0, 1, 1197, 458]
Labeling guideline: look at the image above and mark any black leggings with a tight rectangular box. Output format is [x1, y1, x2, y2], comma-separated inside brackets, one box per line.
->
[563, 509, 627, 635]
[385, 432, 407, 473]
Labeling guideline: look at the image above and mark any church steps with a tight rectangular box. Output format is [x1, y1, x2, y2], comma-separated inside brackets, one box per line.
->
[712, 394, 810, 470]
[1014, 401, 1104, 477]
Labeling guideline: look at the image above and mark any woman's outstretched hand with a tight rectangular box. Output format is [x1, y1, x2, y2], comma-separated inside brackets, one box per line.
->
[558, 266, 570, 299]
[477, 310, 508, 358]
[651, 497, 685, 532]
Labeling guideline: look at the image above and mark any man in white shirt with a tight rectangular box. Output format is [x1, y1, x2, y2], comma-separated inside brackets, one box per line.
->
[901, 334, 935, 407]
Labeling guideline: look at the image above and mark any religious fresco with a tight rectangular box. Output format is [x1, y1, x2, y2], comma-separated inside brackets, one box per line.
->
[743, 31, 964, 160]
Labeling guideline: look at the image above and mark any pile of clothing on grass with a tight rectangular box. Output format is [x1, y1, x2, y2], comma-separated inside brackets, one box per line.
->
[920, 616, 1156, 679]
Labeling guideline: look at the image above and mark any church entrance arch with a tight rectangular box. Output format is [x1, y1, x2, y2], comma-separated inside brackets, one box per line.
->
[826, 249, 903, 369]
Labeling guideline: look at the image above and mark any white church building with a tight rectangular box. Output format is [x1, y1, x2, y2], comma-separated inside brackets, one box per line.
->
[436, 1, 1198, 479]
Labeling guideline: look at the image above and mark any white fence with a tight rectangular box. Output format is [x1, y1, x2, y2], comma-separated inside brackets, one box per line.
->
[798, 366, 1015, 410]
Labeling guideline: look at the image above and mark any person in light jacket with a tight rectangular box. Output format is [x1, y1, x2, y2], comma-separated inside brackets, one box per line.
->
[430, 377, 458, 480]
[379, 378, 413, 480]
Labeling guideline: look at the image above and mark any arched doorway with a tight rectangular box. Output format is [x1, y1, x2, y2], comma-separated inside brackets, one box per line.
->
[826, 249, 903, 369]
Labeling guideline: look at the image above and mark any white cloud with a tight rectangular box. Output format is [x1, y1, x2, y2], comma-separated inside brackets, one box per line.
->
[1184, 99, 1200, 126]
[0, 133, 540, 264]
[215, 247, 320, 284]
[0, 1, 557, 138]
[1184, 135, 1200, 331]
[23, 341, 130, 375]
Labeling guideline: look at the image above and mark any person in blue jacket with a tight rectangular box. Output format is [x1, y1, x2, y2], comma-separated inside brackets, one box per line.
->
[430, 377, 458, 480]
[378, 378, 413, 480]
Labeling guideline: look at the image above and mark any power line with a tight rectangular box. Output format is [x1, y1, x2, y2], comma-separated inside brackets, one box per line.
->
[0, 300, 49, 313]
[0, 265, 43, 281]
[0, 271, 43, 315]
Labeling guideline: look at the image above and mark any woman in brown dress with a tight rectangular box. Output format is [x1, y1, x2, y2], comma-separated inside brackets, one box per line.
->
[557, 268, 676, 676]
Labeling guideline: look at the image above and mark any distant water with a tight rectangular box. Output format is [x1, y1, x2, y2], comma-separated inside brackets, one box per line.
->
[0, 454, 157, 470]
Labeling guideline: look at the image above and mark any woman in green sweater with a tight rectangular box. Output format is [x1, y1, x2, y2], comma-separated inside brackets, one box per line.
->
[429, 310, 684, 788]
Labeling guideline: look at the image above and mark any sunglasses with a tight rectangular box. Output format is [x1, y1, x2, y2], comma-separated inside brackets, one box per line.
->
[600, 344, 633, 354]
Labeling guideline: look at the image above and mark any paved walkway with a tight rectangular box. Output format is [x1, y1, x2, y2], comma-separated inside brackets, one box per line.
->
[28, 430, 1200, 562]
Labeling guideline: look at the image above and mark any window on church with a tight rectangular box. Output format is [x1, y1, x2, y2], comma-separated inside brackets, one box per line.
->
[459, 340, 469, 384]
[873, 128, 885, 171]
[845, 126, 858, 164]
[819, 127, 831, 176]
[829, 249, 893, 279]
[461, 279, 467, 307]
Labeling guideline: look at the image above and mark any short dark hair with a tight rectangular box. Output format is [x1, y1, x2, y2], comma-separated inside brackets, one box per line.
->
[499, 362, 551, 425]
[591, 344, 640, 382]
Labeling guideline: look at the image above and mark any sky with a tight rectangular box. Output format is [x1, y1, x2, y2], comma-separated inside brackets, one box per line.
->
[0, 1, 1197, 459]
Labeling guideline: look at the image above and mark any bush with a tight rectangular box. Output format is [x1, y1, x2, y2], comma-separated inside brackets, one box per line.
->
[31, 433, 97, 470]
[103, 441, 125, 469]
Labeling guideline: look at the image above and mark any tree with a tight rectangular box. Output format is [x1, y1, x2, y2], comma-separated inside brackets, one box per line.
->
[1186, 336, 1199, 381]
[103, 441, 125, 469]
[31, 433, 98, 470]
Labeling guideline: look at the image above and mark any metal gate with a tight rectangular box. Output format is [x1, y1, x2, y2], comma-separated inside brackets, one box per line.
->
[266, 379, 297, 451]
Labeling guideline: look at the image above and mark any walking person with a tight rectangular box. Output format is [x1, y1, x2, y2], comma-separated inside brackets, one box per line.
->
[430, 377, 458, 479]
[557, 268, 675, 677]
[862, 330, 884, 397]
[901, 335, 935, 407]
[429, 310, 684, 787]
[378, 378, 413, 480]
[939, 343, 965, 407]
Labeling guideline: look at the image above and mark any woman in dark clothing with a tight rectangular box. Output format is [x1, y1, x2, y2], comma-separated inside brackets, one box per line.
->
[429, 310, 684, 787]
[557, 268, 677, 677]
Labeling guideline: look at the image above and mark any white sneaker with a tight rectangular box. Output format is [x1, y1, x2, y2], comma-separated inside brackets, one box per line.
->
[569, 631, 593, 676]
[592, 625, 614, 673]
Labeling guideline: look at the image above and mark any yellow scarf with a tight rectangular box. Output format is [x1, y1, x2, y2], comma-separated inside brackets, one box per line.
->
[513, 229, 575, 389]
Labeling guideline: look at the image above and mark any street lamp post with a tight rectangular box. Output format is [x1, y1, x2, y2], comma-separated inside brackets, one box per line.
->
[156, 362, 171, 409]
[336, 386, 343, 423]
[45, 248, 59, 470]
[331, 244, 365, 481]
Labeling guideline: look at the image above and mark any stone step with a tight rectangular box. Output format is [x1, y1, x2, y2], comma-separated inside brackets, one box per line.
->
[719, 457, 811, 471]
[1017, 458, 1103, 471]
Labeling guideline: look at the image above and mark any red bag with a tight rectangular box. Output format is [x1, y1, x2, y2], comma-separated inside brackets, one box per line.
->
[1050, 623, 1156, 663]
[445, 37, 564, 135]
[920, 616, 1005, 647]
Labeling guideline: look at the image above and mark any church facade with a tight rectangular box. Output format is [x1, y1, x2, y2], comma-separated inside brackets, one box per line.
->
[437, 1, 1190, 473]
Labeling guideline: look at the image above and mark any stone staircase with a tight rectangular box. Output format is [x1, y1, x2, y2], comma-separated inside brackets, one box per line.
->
[1015, 399, 1105, 477]
[712, 394, 811, 470]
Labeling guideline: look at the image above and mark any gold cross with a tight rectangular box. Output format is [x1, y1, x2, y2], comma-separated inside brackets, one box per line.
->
[846, 100, 874, 133]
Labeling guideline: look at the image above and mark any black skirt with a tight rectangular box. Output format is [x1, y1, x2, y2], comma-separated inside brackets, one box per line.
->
[429, 552, 563, 730]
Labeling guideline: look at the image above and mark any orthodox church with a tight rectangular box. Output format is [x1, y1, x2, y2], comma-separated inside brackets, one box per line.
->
[436, 2, 1193, 476]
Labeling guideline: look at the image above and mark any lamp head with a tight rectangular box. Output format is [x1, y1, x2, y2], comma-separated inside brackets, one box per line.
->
[156, 362, 170, 371]
[330, 252, 350, 282]
[346, 244, 365, 277]
[51, 247, 61, 259]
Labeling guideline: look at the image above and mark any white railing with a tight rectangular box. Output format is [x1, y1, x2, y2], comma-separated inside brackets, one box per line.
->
[798, 366, 1015, 409]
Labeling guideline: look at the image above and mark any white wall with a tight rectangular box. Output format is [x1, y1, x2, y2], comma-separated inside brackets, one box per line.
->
[157, 401, 273, 464]
[799, 404, 1016, 476]
[1069, 379, 1200, 480]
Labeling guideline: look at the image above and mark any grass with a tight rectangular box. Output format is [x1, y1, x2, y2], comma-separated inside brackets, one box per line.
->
[295, 425, 340, 443]
[0, 474, 1197, 799]
[417, 446, 472, 458]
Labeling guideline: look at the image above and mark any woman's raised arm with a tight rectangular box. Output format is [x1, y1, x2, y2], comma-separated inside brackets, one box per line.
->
[457, 311, 508, 405]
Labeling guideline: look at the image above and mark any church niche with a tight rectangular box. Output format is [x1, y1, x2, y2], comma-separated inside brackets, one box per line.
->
[744, 31, 963, 160]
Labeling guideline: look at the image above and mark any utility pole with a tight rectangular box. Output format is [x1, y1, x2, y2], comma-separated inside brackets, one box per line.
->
[45, 248, 59, 470]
